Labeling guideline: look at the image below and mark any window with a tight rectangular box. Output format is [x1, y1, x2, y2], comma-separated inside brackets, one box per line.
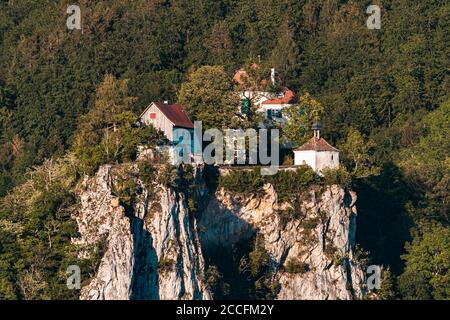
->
[241, 98, 250, 114]
[272, 109, 282, 118]
[267, 109, 282, 119]
[149, 113, 156, 119]
[331, 154, 334, 161]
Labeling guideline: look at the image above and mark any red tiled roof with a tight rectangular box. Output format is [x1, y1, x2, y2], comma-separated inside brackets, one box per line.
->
[233, 69, 248, 85]
[295, 137, 339, 152]
[233, 63, 260, 85]
[153, 102, 194, 129]
[262, 88, 297, 105]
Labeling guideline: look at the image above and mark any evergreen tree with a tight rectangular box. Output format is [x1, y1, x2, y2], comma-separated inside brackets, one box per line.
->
[270, 19, 300, 87]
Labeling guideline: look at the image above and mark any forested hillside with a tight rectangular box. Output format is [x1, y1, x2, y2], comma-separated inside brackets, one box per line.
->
[0, 0, 448, 299]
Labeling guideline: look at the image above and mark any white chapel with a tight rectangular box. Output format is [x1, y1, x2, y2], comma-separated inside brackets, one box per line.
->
[294, 123, 339, 174]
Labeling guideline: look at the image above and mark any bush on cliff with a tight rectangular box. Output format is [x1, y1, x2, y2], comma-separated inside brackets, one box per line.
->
[218, 166, 319, 200]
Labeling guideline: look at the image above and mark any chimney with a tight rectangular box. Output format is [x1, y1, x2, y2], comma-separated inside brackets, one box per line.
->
[312, 122, 321, 139]
[271, 68, 276, 85]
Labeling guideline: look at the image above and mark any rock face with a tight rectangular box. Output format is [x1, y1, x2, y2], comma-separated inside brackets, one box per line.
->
[73, 164, 366, 300]
[72, 165, 211, 300]
[199, 183, 366, 300]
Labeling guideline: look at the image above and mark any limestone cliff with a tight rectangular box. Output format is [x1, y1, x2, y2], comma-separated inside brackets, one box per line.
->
[199, 182, 367, 300]
[73, 164, 366, 300]
[72, 165, 211, 300]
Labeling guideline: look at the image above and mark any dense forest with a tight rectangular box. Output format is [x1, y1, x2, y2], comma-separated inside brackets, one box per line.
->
[0, 0, 448, 299]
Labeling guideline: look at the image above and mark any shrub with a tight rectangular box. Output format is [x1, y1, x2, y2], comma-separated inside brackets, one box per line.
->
[206, 265, 230, 298]
[282, 154, 294, 166]
[324, 240, 339, 262]
[137, 160, 156, 188]
[248, 236, 271, 277]
[219, 166, 318, 201]
[218, 169, 264, 195]
[156, 164, 178, 188]
[302, 217, 319, 230]
[112, 168, 138, 205]
[285, 259, 310, 274]
[397, 271, 432, 300]
[322, 167, 352, 188]
[266, 166, 318, 202]
[331, 252, 345, 266]
[158, 257, 175, 274]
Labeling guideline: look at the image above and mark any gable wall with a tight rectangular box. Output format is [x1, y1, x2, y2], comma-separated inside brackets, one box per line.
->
[294, 150, 339, 174]
[141, 104, 174, 141]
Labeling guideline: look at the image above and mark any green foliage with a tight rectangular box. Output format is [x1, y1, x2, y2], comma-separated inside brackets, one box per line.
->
[242, 235, 279, 299]
[178, 66, 240, 130]
[284, 259, 310, 274]
[397, 270, 433, 300]
[156, 164, 178, 189]
[218, 169, 264, 195]
[398, 225, 450, 300]
[269, 19, 300, 88]
[158, 257, 174, 274]
[248, 236, 271, 278]
[71, 74, 135, 173]
[331, 252, 345, 267]
[111, 167, 138, 206]
[265, 166, 318, 202]
[302, 217, 319, 231]
[137, 160, 156, 188]
[0, 157, 82, 299]
[72, 75, 165, 174]
[218, 166, 318, 202]
[205, 265, 230, 298]
[397, 101, 450, 228]
[378, 267, 396, 300]
[282, 93, 324, 147]
[322, 166, 352, 188]
[0, 0, 447, 301]
[339, 127, 380, 178]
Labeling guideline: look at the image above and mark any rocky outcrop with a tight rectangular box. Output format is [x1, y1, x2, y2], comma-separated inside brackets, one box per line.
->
[199, 183, 366, 300]
[73, 164, 366, 300]
[72, 165, 210, 300]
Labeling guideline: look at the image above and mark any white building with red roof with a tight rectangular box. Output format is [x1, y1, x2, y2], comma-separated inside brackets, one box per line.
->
[294, 123, 339, 174]
[259, 87, 297, 121]
[139, 101, 200, 164]
[139, 101, 194, 141]
[233, 66, 297, 123]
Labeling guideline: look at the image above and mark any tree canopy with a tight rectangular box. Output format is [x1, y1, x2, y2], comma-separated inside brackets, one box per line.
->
[0, 0, 448, 300]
